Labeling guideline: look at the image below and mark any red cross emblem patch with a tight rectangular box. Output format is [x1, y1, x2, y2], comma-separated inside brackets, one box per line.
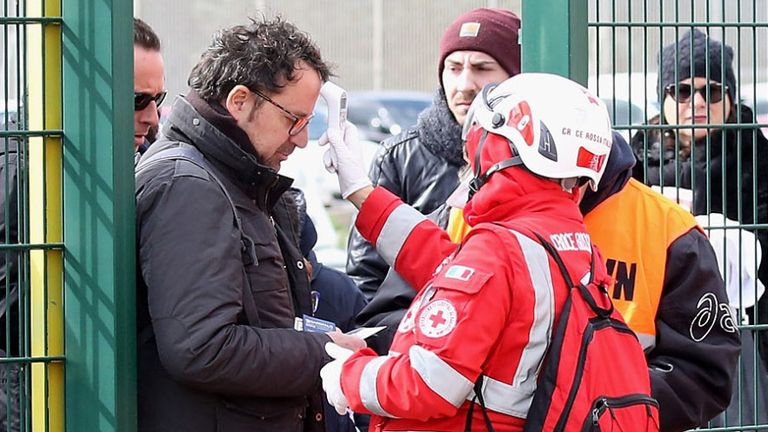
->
[417, 300, 458, 338]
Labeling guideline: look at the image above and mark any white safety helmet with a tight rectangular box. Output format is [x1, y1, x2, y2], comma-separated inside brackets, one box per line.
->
[462, 73, 613, 196]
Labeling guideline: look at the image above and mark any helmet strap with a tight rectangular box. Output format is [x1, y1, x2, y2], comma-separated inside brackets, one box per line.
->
[468, 129, 524, 199]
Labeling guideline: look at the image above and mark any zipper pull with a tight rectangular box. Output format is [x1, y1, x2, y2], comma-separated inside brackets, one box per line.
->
[592, 398, 607, 428]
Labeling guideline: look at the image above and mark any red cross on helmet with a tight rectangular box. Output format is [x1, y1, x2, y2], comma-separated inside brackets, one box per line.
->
[461, 73, 613, 196]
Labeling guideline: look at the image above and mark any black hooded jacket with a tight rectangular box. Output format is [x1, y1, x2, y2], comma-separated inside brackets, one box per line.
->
[135, 94, 330, 432]
[631, 104, 768, 372]
[630, 104, 768, 286]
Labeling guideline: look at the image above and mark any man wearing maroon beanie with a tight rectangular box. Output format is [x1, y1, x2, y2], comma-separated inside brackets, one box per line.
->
[438, 8, 521, 124]
[347, 6, 521, 353]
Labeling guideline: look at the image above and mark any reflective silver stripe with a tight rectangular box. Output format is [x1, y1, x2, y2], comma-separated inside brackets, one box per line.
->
[359, 356, 398, 418]
[637, 332, 656, 350]
[580, 272, 591, 285]
[468, 375, 535, 418]
[410, 345, 474, 407]
[463, 230, 556, 418]
[376, 204, 426, 265]
[509, 230, 555, 393]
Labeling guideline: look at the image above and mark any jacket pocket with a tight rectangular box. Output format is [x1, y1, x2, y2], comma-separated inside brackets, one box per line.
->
[582, 394, 659, 432]
[216, 400, 303, 432]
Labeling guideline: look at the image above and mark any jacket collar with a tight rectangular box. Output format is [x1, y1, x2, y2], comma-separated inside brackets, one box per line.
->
[162, 94, 293, 209]
[580, 131, 636, 215]
[463, 167, 583, 227]
[415, 88, 466, 168]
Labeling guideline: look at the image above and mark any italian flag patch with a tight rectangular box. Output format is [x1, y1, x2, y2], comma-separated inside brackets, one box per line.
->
[444, 265, 475, 281]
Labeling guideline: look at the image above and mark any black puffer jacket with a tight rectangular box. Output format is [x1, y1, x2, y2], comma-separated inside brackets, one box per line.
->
[346, 89, 464, 299]
[631, 104, 768, 367]
[631, 104, 768, 286]
[135, 94, 330, 432]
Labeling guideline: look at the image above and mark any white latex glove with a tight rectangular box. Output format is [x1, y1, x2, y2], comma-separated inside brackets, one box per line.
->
[320, 342, 354, 415]
[317, 122, 372, 199]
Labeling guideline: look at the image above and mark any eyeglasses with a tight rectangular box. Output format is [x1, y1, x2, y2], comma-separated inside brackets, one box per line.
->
[135, 91, 167, 111]
[250, 88, 314, 136]
[665, 83, 728, 104]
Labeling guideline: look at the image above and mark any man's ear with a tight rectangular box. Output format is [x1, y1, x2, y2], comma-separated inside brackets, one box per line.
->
[225, 84, 251, 121]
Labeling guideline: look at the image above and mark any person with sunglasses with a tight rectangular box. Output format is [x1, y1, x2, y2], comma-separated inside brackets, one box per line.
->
[133, 18, 166, 154]
[631, 28, 768, 428]
[0, 17, 169, 432]
[134, 17, 365, 432]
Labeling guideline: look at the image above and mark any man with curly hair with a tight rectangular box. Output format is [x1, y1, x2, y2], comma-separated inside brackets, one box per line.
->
[134, 17, 364, 432]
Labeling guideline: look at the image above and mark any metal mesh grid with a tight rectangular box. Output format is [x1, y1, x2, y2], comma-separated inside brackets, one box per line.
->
[1, 0, 64, 430]
[589, 1, 768, 429]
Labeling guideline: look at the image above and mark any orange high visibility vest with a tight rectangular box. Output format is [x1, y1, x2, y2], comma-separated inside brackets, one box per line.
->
[445, 179, 699, 348]
[583, 179, 698, 347]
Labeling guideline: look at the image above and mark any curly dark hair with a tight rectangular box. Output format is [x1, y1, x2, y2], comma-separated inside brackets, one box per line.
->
[188, 16, 331, 103]
[134, 18, 161, 51]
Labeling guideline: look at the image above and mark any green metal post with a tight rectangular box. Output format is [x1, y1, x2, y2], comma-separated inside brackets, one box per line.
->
[60, 1, 135, 431]
[522, 0, 589, 85]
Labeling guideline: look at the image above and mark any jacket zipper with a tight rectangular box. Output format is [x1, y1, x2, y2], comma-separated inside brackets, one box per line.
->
[263, 175, 279, 210]
[589, 394, 659, 430]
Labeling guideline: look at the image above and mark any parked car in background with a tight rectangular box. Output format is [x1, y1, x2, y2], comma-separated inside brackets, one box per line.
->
[280, 132, 379, 270]
[280, 134, 379, 205]
[291, 91, 431, 269]
[346, 91, 432, 143]
[301, 91, 429, 206]
[308, 90, 432, 143]
[589, 72, 660, 139]
[601, 97, 659, 140]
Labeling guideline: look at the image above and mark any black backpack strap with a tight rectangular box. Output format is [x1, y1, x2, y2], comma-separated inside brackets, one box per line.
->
[136, 146, 261, 326]
[465, 377, 496, 432]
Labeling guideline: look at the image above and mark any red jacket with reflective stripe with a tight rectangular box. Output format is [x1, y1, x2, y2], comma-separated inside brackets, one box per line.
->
[342, 169, 609, 431]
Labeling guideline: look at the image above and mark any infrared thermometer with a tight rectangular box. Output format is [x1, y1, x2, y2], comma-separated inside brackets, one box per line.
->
[320, 81, 348, 131]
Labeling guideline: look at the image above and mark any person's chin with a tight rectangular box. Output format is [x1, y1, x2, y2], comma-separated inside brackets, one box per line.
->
[134, 136, 145, 149]
[451, 104, 469, 123]
[265, 158, 282, 171]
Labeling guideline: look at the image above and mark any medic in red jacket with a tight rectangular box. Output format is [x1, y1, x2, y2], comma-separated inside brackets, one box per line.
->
[323, 74, 618, 431]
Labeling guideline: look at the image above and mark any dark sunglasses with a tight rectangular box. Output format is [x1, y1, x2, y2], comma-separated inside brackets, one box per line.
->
[250, 88, 313, 136]
[134, 91, 167, 111]
[665, 83, 728, 104]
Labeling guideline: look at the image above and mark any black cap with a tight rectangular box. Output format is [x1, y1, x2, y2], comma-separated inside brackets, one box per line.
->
[658, 29, 737, 103]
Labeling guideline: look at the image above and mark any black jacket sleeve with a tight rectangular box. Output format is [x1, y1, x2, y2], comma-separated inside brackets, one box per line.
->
[649, 228, 741, 431]
[137, 169, 331, 397]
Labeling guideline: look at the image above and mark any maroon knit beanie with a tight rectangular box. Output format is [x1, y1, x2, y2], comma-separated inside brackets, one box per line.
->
[438, 8, 521, 85]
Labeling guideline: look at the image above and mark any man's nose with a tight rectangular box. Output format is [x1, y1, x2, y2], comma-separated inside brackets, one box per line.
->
[290, 127, 309, 148]
[455, 69, 479, 94]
